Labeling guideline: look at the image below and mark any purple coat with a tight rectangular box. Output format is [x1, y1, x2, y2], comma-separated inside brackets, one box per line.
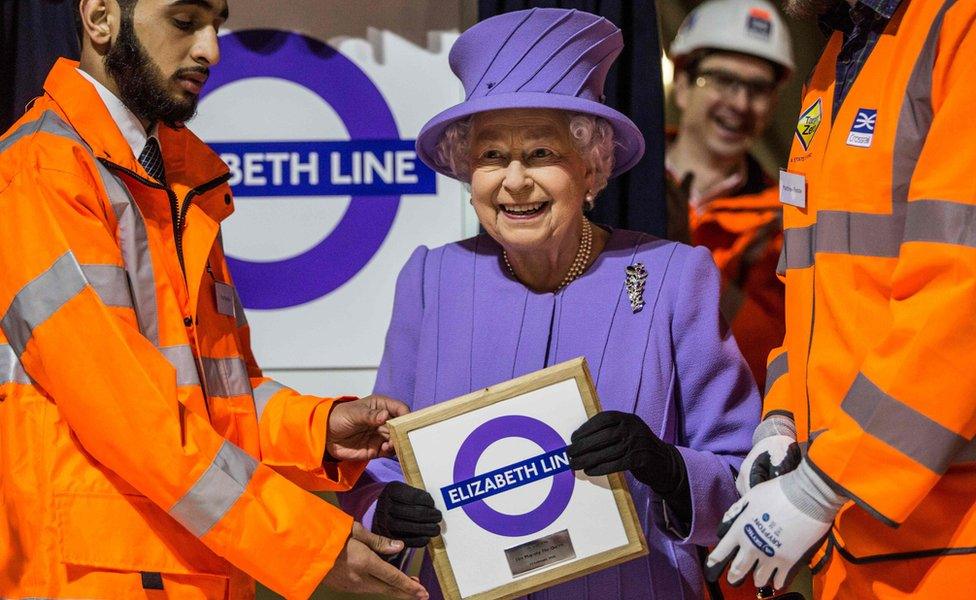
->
[339, 229, 760, 599]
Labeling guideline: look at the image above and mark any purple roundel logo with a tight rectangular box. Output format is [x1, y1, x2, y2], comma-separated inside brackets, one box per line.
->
[446, 415, 576, 537]
[200, 30, 435, 309]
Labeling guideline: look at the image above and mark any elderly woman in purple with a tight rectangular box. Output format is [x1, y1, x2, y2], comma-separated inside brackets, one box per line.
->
[339, 8, 760, 599]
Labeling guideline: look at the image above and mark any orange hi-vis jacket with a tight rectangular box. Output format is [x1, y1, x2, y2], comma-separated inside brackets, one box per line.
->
[765, 0, 976, 595]
[685, 158, 784, 391]
[0, 59, 364, 599]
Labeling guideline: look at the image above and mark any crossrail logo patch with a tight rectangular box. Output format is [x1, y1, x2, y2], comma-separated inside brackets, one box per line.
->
[847, 108, 877, 148]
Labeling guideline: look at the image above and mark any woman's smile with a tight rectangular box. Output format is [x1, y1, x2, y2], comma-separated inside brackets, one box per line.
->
[498, 200, 551, 220]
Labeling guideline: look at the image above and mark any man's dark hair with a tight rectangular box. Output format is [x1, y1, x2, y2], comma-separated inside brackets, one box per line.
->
[75, 0, 139, 44]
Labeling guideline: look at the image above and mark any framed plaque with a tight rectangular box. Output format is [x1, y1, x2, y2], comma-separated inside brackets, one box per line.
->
[387, 357, 648, 600]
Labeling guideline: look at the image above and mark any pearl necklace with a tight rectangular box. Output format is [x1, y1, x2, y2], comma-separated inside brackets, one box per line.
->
[503, 218, 594, 291]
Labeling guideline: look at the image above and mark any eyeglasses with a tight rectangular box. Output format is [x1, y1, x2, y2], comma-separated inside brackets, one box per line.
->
[694, 68, 777, 105]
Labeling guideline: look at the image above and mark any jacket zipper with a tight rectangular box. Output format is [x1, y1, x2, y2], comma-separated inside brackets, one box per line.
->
[102, 160, 230, 421]
[175, 173, 232, 277]
[101, 159, 230, 280]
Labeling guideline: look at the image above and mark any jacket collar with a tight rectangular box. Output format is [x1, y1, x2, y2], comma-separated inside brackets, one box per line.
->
[819, 0, 902, 35]
[44, 58, 230, 202]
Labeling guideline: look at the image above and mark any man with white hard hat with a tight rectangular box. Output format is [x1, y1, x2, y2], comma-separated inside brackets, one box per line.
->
[667, 0, 795, 401]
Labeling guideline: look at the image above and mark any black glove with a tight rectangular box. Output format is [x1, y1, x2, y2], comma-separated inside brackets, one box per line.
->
[372, 481, 442, 548]
[567, 411, 691, 524]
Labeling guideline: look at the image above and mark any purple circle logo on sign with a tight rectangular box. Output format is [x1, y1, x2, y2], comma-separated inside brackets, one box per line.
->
[200, 30, 435, 309]
[452, 415, 575, 537]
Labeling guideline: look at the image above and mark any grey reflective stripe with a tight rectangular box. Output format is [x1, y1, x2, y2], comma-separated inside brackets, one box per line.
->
[892, 0, 957, 206]
[842, 373, 969, 474]
[764, 352, 789, 396]
[93, 161, 160, 346]
[904, 200, 976, 248]
[1, 252, 87, 356]
[816, 210, 904, 258]
[782, 222, 815, 270]
[776, 244, 787, 276]
[953, 439, 976, 465]
[1, 344, 30, 385]
[0, 110, 86, 154]
[169, 440, 258, 537]
[159, 345, 202, 387]
[252, 379, 288, 420]
[782, 210, 904, 270]
[201, 356, 251, 397]
[233, 287, 247, 328]
[80, 264, 133, 308]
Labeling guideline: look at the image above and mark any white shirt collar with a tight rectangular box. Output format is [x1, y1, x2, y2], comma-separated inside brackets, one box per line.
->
[77, 68, 159, 159]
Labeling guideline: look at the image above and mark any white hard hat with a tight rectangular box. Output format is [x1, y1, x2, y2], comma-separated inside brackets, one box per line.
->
[670, 0, 795, 78]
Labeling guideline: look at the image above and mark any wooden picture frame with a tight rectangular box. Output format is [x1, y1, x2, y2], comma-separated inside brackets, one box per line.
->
[387, 357, 648, 600]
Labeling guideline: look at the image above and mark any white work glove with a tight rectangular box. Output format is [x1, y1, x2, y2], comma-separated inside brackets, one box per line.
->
[736, 413, 801, 497]
[706, 459, 846, 591]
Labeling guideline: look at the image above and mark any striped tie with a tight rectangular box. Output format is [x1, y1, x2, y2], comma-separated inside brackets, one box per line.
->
[138, 137, 166, 184]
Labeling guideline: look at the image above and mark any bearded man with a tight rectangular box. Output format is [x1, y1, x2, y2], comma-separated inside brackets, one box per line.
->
[0, 1, 428, 598]
[707, 0, 976, 597]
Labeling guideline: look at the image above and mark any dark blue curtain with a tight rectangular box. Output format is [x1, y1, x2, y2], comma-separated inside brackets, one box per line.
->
[1, 0, 79, 131]
[478, 0, 667, 237]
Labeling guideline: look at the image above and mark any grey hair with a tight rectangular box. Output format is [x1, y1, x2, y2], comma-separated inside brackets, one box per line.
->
[435, 113, 617, 208]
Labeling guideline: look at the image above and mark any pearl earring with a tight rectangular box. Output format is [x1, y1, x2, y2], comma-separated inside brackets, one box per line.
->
[584, 191, 595, 212]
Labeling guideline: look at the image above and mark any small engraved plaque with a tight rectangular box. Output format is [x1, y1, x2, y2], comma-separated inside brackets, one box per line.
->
[504, 529, 576, 577]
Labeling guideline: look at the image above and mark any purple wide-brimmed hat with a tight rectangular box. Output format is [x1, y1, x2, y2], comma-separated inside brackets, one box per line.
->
[416, 8, 646, 180]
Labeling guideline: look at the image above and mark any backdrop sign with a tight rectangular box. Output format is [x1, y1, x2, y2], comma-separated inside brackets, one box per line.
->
[201, 30, 435, 309]
[191, 4, 469, 374]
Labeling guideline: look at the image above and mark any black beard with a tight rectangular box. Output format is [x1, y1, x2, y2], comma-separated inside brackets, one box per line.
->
[782, 0, 837, 19]
[104, 14, 202, 128]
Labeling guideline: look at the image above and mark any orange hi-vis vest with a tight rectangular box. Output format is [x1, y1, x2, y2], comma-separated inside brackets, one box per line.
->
[0, 59, 363, 599]
[688, 172, 784, 391]
[763, 0, 976, 586]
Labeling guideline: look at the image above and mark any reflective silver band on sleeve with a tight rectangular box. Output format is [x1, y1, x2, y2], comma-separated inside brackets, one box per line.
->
[1, 252, 88, 356]
[841, 373, 970, 475]
[904, 200, 976, 249]
[0, 344, 30, 385]
[80, 264, 133, 309]
[952, 438, 976, 465]
[764, 352, 789, 397]
[168, 440, 258, 537]
[94, 161, 160, 346]
[252, 379, 289, 420]
[0, 110, 86, 154]
[891, 0, 956, 205]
